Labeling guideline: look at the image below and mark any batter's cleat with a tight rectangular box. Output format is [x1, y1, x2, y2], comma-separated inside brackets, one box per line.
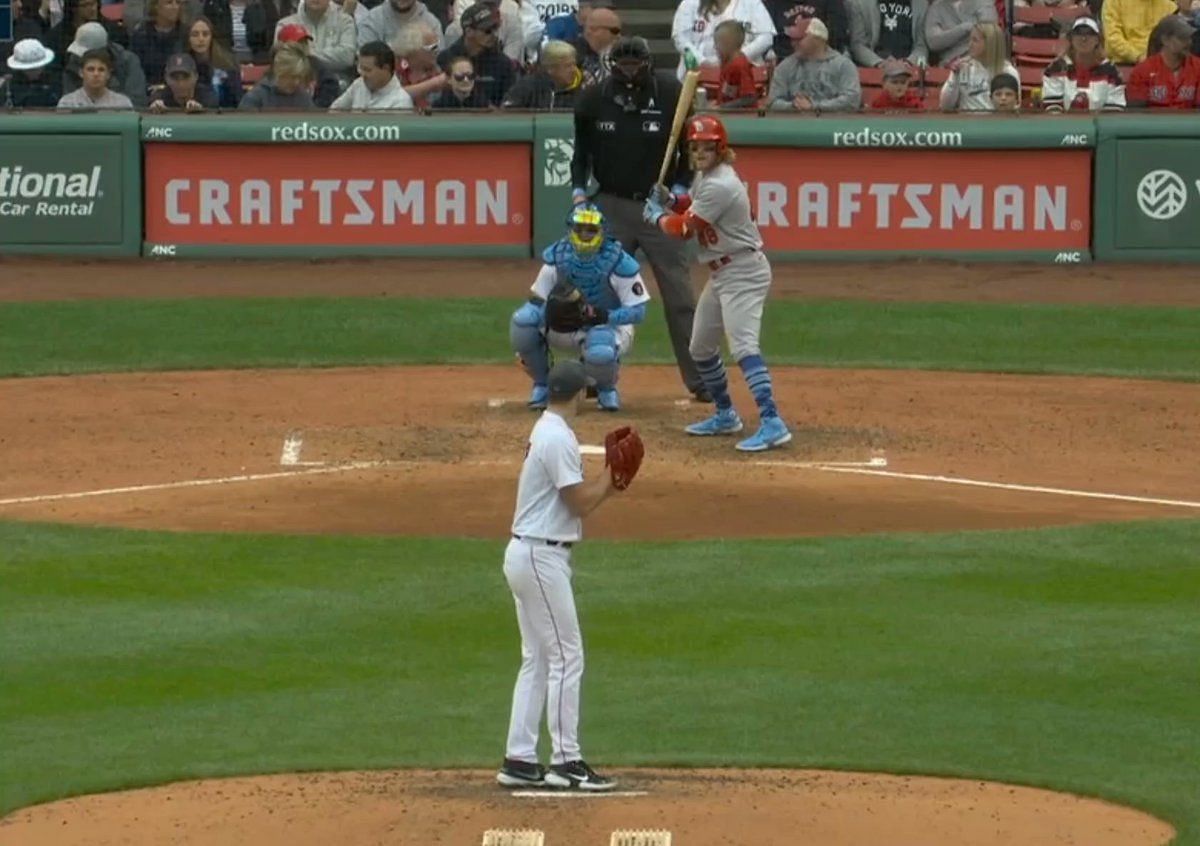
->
[597, 387, 620, 412]
[685, 407, 744, 436]
[496, 758, 547, 788]
[735, 416, 792, 452]
[544, 760, 617, 791]
[527, 384, 549, 410]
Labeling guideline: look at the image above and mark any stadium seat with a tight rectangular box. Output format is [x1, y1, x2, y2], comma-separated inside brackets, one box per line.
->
[921, 65, 951, 85]
[100, 2, 124, 21]
[858, 65, 885, 87]
[1013, 36, 1061, 66]
[751, 63, 770, 97]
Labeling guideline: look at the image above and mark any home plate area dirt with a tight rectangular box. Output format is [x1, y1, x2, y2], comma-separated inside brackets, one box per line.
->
[0, 363, 1194, 844]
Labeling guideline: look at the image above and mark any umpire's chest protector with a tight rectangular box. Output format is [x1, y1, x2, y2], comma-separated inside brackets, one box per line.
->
[544, 239, 625, 309]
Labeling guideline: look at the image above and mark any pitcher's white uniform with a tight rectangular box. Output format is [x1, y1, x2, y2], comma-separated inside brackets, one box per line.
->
[503, 410, 586, 765]
[687, 161, 774, 364]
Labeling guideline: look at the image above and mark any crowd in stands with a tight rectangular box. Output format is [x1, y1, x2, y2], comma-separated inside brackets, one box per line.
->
[2, 0, 1197, 109]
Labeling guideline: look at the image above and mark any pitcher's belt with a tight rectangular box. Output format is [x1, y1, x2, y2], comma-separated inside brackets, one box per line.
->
[513, 534, 574, 549]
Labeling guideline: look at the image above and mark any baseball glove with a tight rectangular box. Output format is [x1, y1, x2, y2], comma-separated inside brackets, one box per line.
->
[604, 426, 645, 491]
[545, 281, 607, 333]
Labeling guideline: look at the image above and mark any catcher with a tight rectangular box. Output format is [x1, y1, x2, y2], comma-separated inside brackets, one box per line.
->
[509, 203, 651, 412]
[498, 360, 643, 791]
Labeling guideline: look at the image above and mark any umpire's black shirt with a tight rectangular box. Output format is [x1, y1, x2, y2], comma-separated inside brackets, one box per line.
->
[571, 69, 693, 202]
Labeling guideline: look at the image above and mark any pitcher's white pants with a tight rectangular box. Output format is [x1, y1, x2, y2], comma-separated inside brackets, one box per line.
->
[503, 537, 583, 766]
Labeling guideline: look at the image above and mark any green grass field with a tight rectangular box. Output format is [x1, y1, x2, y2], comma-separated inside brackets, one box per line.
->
[2, 295, 1198, 843]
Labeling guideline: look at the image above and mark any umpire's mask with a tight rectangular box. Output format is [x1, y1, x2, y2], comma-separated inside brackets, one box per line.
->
[608, 36, 652, 90]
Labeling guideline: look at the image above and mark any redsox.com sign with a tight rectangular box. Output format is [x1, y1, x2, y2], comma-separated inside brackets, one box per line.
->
[736, 149, 1092, 252]
[144, 144, 531, 247]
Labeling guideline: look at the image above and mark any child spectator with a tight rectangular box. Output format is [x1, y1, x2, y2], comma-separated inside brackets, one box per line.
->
[185, 16, 244, 106]
[1102, 0, 1176, 63]
[767, 16, 861, 110]
[131, 0, 188, 86]
[1, 39, 61, 107]
[56, 47, 136, 107]
[869, 57, 924, 107]
[849, 0, 929, 68]
[1042, 17, 1125, 110]
[392, 23, 447, 105]
[329, 39, 415, 106]
[275, 22, 343, 105]
[712, 19, 760, 107]
[61, 21, 149, 106]
[1126, 15, 1199, 107]
[431, 52, 491, 104]
[990, 70, 1019, 109]
[276, 0, 358, 81]
[149, 52, 219, 109]
[239, 40, 320, 106]
[924, 0, 996, 66]
[938, 21, 1016, 109]
[437, 2, 517, 104]
[500, 38, 583, 108]
[764, 0, 850, 60]
[670, 0, 775, 79]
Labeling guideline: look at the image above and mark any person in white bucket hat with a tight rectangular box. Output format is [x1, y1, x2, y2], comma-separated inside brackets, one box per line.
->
[1, 39, 61, 107]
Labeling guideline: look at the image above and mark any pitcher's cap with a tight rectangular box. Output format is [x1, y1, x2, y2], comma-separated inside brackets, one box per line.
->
[547, 360, 587, 400]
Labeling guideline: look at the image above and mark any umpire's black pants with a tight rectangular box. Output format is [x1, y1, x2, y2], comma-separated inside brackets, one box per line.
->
[594, 192, 703, 396]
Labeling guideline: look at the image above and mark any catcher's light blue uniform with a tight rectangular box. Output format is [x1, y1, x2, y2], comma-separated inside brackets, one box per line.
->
[510, 209, 651, 411]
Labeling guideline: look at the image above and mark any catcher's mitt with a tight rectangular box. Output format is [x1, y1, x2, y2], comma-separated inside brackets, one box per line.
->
[604, 426, 645, 491]
[545, 280, 607, 333]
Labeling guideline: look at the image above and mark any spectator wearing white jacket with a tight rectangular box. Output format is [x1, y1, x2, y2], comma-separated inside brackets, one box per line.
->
[671, 0, 775, 78]
[276, 0, 358, 80]
[938, 21, 1016, 109]
[445, 0, 531, 62]
[1041, 17, 1126, 112]
[330, 38, 416, 106]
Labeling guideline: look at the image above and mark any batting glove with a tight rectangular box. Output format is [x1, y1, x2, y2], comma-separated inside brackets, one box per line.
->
[642, 194, 666, 225]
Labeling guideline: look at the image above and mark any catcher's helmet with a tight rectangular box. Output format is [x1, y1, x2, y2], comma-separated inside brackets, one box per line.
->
[567, 203, 605, 254]
[608, 36, 652, 86]
[687, 114, 729, 154]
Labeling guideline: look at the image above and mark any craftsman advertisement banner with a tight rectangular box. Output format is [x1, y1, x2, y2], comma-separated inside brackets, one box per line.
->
[733, 148, 1092, 255]
[143, 143, 532, 255]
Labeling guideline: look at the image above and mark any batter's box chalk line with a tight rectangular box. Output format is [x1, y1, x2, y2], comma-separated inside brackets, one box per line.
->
[612, 830, 673, 846]
[481, 829, 545, 846]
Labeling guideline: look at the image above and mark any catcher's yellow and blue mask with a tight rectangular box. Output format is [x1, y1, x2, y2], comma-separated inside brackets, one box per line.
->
[568, 204, 605, 254]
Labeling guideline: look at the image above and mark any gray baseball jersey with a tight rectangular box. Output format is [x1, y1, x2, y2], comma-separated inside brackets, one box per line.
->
[688, 162, 763, 264]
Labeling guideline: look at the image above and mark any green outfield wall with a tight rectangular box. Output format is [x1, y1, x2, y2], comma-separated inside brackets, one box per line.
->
[0, 112, 1197, 262]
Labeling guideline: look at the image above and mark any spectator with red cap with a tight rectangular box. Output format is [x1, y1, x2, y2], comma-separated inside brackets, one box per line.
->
[392, 23, 446, 105]
[869, 57, 924, 107]
[329, 39, 415, 105]
[1127, 15, 1200, 107]
[767, 16, 861, 110]
[277, 0, 358, 80]
[60, 22, 149, 106]
[437, 1, 518, 103]
[185, 16, 244, 106]
[149, 52, 220, 109]
[275, 21, 343, 104]
[1041, 17, 1125, 111]
[358, 0, 444, 48]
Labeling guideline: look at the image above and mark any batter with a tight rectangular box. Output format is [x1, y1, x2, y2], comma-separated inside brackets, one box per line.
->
[509, 204, 651, 413]
[642, 114, 792, 452]
[497, 360, 620, 792]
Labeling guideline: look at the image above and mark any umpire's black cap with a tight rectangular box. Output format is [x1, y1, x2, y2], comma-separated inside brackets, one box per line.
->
[609, 36, 651, 63]
[548, 360, 588, 401]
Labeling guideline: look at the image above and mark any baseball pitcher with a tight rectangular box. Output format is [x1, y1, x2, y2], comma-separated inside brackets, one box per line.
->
[509, 204, 651, 412]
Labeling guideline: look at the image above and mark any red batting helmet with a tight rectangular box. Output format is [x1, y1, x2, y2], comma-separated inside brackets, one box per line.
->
[686, 114, 728, 154]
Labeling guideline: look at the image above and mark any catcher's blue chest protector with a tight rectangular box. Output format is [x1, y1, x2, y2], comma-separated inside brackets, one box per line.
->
[543, 238, 637, 312]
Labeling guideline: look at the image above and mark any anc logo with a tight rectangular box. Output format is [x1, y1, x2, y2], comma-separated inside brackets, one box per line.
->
[1136, 169, 1188, 221]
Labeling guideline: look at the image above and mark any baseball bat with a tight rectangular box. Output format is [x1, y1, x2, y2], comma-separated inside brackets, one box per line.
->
[656, 53, 702, 189]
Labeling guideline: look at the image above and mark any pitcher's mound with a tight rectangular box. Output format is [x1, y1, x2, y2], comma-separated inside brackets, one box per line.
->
[0, 768, 1173, 846]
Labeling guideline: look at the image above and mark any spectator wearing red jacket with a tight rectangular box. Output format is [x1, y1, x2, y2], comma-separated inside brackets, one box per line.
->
[713, 20, 759, 107]
[1127, 16, 1200, 108]
[869, 57, 924, 108]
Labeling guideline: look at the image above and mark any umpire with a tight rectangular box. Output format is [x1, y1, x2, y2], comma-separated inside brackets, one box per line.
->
[570, 36, 706, 401]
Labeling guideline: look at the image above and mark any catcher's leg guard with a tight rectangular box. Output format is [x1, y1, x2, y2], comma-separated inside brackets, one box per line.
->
[510, 303, 550, 386]
[582, 325, 619, 390]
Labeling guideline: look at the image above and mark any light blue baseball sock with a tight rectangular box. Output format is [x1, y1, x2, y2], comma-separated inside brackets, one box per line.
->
[694, 355, 733, 411]
[738, 354, 778, 420]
